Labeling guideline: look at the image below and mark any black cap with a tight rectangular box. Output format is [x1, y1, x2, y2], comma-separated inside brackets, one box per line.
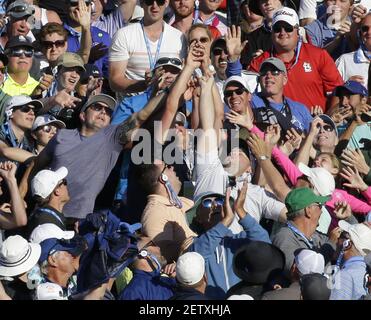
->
[5, 35, 34, 50]
[80, 64, 102, 83]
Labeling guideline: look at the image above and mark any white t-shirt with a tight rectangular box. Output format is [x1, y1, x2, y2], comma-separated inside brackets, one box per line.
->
[193, 148, 285, 224]
[109, 21, 187, 84]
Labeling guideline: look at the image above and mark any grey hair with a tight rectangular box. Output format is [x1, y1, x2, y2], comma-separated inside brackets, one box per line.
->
[39, 251, 61, 275]
[287, 208, 305, 221]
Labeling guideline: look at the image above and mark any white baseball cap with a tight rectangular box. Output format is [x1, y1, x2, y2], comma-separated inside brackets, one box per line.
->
[298, 163, 335, 196]
[5, 95, 43, 118]
[223, 75, 250, 93]
[0, 235, 41, 277]
[338, 221, 371, 256]
[29, 223, 75, 244]
[32, 114, 66, 132]
[272, 7, 300, 27]
[31, 167, 68, 199]
[294, 249, 325, 275]
[176, 252, 205, 286]
[35, 282, 67, 300]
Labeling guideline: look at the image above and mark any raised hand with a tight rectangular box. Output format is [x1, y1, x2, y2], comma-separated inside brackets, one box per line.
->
[341, 148, 370, 175]
[0, 161, 16, 182]
[336, 20, 351, 37]
[76, 0, 91, 29]
[185, 42, 204, 70]
[351, 4, 368, 23]
[226, 25, 247, 62]
[234, 181, 248, 219]
[330, 105, 353, 125]
[340, 166, 368, 192]
[221, 187, 234, 226]
[247, 133, 272, 159]
[32, 73, 54, 96]
[333, 201, 352, 220]
[54, 89, 82, 108]
[225, 109, 253, 130]
[310, 105, 323, 117]
[309, 116, 323, 136]
[265, 124, 281, 147]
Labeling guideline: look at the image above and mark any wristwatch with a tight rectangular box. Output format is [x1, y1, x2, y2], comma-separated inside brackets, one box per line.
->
[259, 155, 270, 160]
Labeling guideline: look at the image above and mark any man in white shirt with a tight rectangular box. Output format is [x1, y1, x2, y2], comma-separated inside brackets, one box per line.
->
[109, 0, 187, 98]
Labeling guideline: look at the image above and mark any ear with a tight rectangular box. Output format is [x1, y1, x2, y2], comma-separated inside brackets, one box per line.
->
[304, 207, 312, 219]
[79, 111, 85, 123]
[53, 186, 62, 196]
[361, 96, 367, 104]
[47, 254, 59, 267]
[283, 74, 288, 86]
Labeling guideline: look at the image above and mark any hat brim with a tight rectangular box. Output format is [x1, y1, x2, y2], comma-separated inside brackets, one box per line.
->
[36, 119, 66, 130]
[0, 243, 41, 277]
[81, 94, 117, 113]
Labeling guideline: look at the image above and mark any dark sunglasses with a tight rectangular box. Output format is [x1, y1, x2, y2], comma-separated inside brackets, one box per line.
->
[58, 178, 68, 186]
[273, 23, 295, 34]
[39, 125, 58, 134]
[212, 47, 228, 56]
[156, 57, 182, 66]
[260, 69, 282, 77]
[189, 37, 210, 45]
[89, 104, 113, 116]
[316, 123, 334, 132]
[144, 0, 166, 6]
[42, 40, 66, 49]
[224, 88, 246, 98]
[9, 5, 29, 13]
[361, 25, 370, 33]
[14, 105, 35, 113]
[339, 230, 350, 240]
[202, 197, 225, 208]
[10, 48, 33, 58]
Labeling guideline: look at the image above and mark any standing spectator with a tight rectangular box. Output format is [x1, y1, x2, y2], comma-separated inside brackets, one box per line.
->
[239, 0, 264, 35]
[170, 252, 210, 300]
[109, 0, 186, 98]
[330, 221, 371, 300]
[196, 0, 227, 36]
[300, 273, 331, 300]
[169, 0, 195, 34]
[210, 37, 227, 98]
[248, 7, 344, 112]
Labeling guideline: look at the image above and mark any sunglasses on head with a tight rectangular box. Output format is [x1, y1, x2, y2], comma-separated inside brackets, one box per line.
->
[41, 40, 66, 49]
[10, 48, 33, 58]
[14, 105, 35, 113]
[202, 196, 225, 208]
[212, 47, 228, 56]
[272, 23, 295, 34]
[189, 36, 210, 45]
[316, 123, 334, 132]
[89, 104, 113, 116]
[156, 57, 182, 66]
[361, 25, 370, 33]
[143, 0, 166, 6]
[260, 69, 282, 77]
[224, 88, 246, 98]
[38, 125, 58, 134]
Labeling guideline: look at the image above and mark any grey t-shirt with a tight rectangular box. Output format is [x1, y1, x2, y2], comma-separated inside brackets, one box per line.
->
[44, 125, 123, 219]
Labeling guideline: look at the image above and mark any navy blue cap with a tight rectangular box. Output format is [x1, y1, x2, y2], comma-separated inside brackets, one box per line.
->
[39, 237, 86, 263]
[80, 64, 102, 84]
[334, 80, 368, 97]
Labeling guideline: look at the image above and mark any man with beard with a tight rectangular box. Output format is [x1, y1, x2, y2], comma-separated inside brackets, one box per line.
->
[210, 37, 227, 98]
[170, 0, 195, 34]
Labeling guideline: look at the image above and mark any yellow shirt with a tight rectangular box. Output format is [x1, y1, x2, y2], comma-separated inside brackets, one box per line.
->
[2, 74, 39, 96]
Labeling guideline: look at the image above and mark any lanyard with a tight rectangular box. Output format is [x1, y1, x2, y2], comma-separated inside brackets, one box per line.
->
[140, 20, 164, 70]
[1, 122, 23, 149]
[37, 208, 65, 226]
[360, 42, 371, 61]
[286, 222, 314, 249]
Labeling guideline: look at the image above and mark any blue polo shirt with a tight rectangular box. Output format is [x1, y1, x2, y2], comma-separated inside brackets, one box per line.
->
[118, 269, 175, 300]
[304, 14, 351, 60]
[251, 93, 313, 133]
[64, 23, 111, 78]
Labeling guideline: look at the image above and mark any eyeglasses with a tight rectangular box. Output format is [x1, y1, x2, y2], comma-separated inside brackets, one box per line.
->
[143, 0, 166, 6]
[316, 123, 334, 132]
[272, 23, 295, 34]
[14, 105, 35, 113]
[39, 125, 58, 134]
[9, 4, 29, 13]
[89, 104, 113, 117]
[224, 88, 246, 98]
[212, 47, 228, 56]
[260, 69, 282, 77]
[202, 197, 225, 208]
[41, 40, 66, 49]
[9, 48, 33, 58]
[311, 203, 323, 210]
[155, 57, 182, 67]
[361, 25, 370, 33]
[189, 37, 210, 45]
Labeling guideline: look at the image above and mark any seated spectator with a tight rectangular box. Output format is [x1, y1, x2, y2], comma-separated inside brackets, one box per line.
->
[300, 273, 330, 300]
[118, 236, 176, 300]
[170, 251, 210, 300]
[226, 241, 285, 300]
[38, 236, 87, 298]
[0, 235, 41, 300]
[27, 166, 70, 235]
[330, 221, 371, 300]
[210, 37, 228, 98]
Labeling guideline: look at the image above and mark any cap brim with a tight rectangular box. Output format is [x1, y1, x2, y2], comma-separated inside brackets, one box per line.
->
[54, 167, 68, 182]
[298, 162, 313, 178]
[186, 192, 224, 225]
[45, 119, 66, 129]
[81, 94, 117, 112]
[338, 220, 352, 233]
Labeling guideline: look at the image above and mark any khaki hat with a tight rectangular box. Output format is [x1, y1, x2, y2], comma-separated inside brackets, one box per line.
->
[57, 52, 86, 72]
[80, 94, 117, 113]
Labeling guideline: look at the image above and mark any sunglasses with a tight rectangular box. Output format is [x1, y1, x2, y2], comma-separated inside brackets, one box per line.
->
[260, 69, 282, 77]
[58, 178, 68, 186]
[361, 25, 370, 33]
[9, 5, 29, 13]
[202, 197, 225, 208]
[212, 47, 228, 56]
[10, 48, 33, 58]
[339, 230, 350, 240]
[14, 105, 35, 113]
[89, 104, 113, 116]
[42, 40, 66, 49]
[189, 37, 210, 45]
[156, 57, 182, 66]
[39, 125, 58, 134]
[316, 123, 334, 132]
[143, 0, 166, 6]
[224, 88, 246, 98]
[272, 23, 295, 34]
[142, 240, 157, 250]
